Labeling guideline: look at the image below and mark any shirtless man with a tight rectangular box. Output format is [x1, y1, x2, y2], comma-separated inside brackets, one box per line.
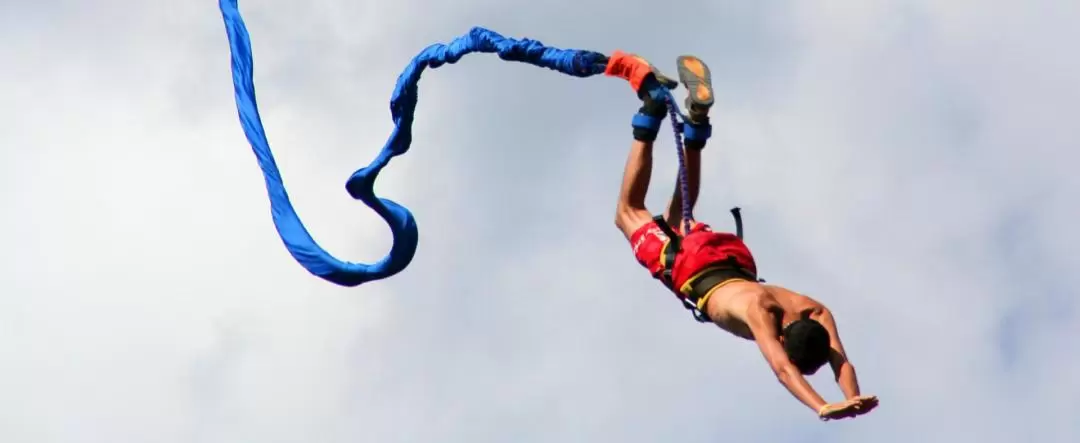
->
[603, 51, 878, 421]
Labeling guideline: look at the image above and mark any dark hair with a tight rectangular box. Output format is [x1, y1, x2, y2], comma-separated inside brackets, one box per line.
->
[781, 319, 831, 374]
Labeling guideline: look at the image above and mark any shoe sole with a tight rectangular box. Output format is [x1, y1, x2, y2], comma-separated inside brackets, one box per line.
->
[676, 55, 714, 108]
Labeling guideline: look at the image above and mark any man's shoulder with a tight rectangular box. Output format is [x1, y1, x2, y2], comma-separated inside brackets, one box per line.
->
[765, 285, 828, 308]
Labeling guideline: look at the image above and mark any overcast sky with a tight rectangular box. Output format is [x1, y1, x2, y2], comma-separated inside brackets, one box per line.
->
[2, 0, 1078, 442]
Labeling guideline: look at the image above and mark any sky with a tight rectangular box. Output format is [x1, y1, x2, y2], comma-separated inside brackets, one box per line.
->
[1, 0, 1078, 442]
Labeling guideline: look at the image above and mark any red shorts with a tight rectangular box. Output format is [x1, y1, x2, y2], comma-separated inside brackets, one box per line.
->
[630, 220, 758, 307]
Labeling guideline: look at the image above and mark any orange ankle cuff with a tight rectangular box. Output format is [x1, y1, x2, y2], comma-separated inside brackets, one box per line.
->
[604, 50, 652, 92]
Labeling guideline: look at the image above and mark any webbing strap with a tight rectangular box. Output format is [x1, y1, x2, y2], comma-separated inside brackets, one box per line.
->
[652, 214, 680, 287]
[727, 207, 766, 283]
[684, 263, 756, 303]
[651, 215, 710, 323]
[730, 207, 743, 239]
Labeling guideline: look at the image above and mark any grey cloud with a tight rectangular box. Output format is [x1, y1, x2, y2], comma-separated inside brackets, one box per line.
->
[2, 0, 1078, 442]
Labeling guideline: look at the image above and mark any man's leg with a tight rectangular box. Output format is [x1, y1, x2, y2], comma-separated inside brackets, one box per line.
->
[606, 51, 677, 239]
[615, 139, 656, 239]
[662, 118, 707, 229]
[663, 56, 715, 230]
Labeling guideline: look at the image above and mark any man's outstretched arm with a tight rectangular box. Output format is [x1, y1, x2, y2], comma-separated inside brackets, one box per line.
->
[744, 299, 830, 414]
[817, 309, 862, 399]
[818, 308, 879, 416]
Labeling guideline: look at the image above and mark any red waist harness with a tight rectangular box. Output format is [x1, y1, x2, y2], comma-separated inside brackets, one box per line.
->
[633, 208, 762, 322]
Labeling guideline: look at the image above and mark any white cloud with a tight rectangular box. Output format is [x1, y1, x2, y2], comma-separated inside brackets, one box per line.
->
[2, 0, 1078, 442]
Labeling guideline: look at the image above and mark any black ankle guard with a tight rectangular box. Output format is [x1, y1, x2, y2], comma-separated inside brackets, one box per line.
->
[684, 139, 706, 150]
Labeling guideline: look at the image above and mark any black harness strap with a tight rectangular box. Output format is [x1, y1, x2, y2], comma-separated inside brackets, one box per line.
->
[730, 207, 744, 239]
[651, 215, 680, 287]
[729, 207, 767, 283]
[651, 215, 710, 323]
[685, 264, 757, 303]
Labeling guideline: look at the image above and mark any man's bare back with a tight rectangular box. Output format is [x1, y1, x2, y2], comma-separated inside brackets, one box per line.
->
[604, 51, 877, 421]
[704, 282, 824, 341]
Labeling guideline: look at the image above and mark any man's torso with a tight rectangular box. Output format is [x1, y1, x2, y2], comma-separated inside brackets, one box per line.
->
[702, 283, 826, 340]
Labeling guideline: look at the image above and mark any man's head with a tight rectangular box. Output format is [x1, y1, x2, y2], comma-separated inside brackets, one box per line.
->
[780, 319, 831, 374]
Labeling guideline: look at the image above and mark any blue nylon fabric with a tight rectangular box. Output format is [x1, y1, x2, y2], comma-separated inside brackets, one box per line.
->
[219, 0, 607, 286]
[682, 123, 711, 141]
[631, 113, 662, 130]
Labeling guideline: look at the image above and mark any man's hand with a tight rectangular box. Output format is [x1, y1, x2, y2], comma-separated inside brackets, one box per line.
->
[818, 395, 879, 421]
[818, 399, 860, 421]
[850, 395, 879, 414]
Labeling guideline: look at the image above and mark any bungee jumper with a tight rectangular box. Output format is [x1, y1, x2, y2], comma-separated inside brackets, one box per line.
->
[604, 51, 878, 421]
[218, 0, 876, 421]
